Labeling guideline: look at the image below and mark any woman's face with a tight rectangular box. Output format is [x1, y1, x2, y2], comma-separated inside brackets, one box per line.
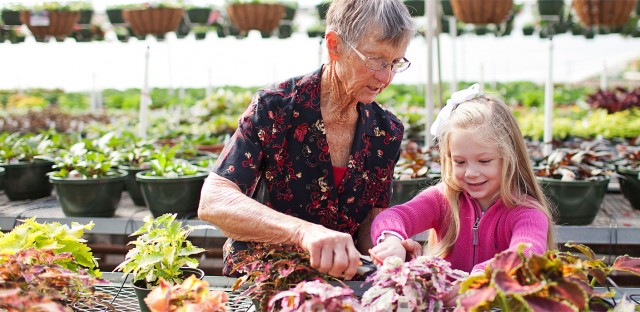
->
[337, 34, 409, 104]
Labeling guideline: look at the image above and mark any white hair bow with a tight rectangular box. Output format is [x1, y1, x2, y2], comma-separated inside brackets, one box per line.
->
[429, 83, 481, 137]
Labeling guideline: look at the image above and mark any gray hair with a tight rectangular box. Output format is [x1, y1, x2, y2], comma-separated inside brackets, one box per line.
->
[325, 0, 414, 47]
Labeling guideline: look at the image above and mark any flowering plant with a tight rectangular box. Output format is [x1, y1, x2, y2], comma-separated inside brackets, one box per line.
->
[360, 255, 468, 311]
[268, 280, 362, 311]
[231, 243, 338, 311]
[144, 275, 229, 312]
[457, 243, 640, 311]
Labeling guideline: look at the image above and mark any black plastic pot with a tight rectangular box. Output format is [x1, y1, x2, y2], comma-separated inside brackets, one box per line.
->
[187, 8, 211, 24]
[441, 0, 454, 16]
[119, 165, 148, 206]
[1, 160, 54, 200]
[0, 167, 4, 190]
[390, 176, 434, 206]
[536, 0, 564, 16]
[617, 167, 640, 210]
[106, 8, 125, 24]
[537, 177, 610, 225]
[316, 2, 331, 20]
[1, 10, 22, 26]
[77, 9, 93, 25]
[136, 171, 208, 218]
[132, 267, 204, 312]
[50, 170, 127, 217]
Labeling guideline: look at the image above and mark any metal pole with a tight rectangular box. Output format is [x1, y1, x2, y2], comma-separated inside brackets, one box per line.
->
[543, 37, 554, 156]
[139, 45, 151, 139]
[448, 16, 457, 93]
[425, 0, 436, 148]
[600, 61, 607, 90]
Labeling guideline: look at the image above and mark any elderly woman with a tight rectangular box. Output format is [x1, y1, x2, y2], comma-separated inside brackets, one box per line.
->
[198, 0, 414, 280]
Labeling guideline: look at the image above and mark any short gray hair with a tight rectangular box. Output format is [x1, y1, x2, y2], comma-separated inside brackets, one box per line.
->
[326, 0, 414, 47]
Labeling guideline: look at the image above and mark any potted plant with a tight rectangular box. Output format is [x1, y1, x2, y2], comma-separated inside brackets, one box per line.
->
[186, 5, 212, 24]
[391, 141, 438, 206]
[0, 132, 55, 201]
[457, 242, 640, 311]
[49, 141, 127, 217]
[118, 133, 156, 206]
[19, 2, 81, 40]
[231, 243, 339, 311]
[615, 145, 640, 210]
[123, 2, 184, 37]
[226, 0, 285, 33]
[360, 255, 468, 311]
[535, 148, 612, 225]
[1, 4, 26, 26]
[449, 0, 513, 24]
[115, 213, 213, 312]
[268, 280, 362, 311]
[136, 147, 208, 218]
[144, 275, 229, 311]
[573, 0, 636, 27]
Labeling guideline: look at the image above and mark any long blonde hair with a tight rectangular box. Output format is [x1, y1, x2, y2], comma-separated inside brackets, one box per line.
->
[427, 95, 556, 258]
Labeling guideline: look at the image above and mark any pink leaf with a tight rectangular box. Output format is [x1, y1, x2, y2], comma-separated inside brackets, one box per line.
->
[494, 270, 546, 295]
[550, 280, 588, 310]
[523, 295, 576, 312]
[612, 256, 640, 276]
[458, 287, 497, 311]
[489, 250, 522, 274]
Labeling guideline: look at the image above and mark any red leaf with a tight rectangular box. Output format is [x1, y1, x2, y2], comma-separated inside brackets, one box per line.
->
[523, 295, 576, 312]
[494, 270, 546, 295]
[550, 280, 588, 310]
[458, 287, 497, 311]
[611, 256, 640, 276]
[489, 249, 522, 273]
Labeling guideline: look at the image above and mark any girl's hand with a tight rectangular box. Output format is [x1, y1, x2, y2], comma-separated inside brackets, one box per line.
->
[368, 235, 406, 265]
[401, 239, 423, 260]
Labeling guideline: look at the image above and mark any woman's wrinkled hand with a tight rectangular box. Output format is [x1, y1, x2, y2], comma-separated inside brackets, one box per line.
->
[298, 224, 361, 279]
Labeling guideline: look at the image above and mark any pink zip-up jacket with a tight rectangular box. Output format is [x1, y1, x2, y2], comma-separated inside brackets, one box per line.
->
[371, 183, 549, 273]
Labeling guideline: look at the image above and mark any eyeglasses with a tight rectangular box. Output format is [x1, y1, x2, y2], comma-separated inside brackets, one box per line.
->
[343, 39, 411, 73]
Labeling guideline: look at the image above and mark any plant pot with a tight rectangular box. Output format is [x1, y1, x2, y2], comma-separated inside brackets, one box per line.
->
[136, 171, 208, 218]
[50, 170, 127, 217]
[77, 9, 93, 25]
[119, 165, 148, 206]
[449, 0, 513, 24]
[106, 8, 125, 24]
[316, 2, 331, 20]
[537, 0, 564, 16]
[282, 4, 297, 21]
[390, 177, 433, 206]
[0, 160, 54, 200]
[187, 8, 211, 24]
[441, 0, 455, 16]
[226, 3, 285, 33]
[0, 167, 4, 190]
[20, 10, 80, 39]
[617, 167, 640, 210]
[404, 0, 425, 16]
[132, 267, 204, 312]
[537, 177, 610, 225]
[572, 0, 637, 27]
[1, 10, 22, 26]
[123, 8, 184, 36]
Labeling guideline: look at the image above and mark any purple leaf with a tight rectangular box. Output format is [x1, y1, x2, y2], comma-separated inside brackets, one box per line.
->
[611, 255, 640, 276]
[523, 295, 576, 312]
[493, 270, 546, 295]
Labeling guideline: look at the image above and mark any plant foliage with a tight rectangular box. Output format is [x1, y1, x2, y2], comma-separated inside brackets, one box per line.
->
[115, 214, 213, 289]
[268, 280, 362, 312]
[457, 243, 640, 312]
[144, 275, 229, 312]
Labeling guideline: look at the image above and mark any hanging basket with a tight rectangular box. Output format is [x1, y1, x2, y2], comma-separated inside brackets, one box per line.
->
[123, 7, 184, 36]
[1, 10, 22, 26]
[449, 0, 513, 24]
[20, 10, 79, 39]
[226, 3, 285, 33]
[572, 0, 637, 27]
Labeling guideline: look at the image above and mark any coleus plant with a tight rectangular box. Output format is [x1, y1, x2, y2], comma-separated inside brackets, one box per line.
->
[394, 141, 439, 180]
[231, 243, 338, 311]
[360, 255, 468, 312]
[268, 280, 362, 312]
[457, 243, 640, 311]
[534, 148, 613, 181]
[144, 275, 229, 312]
[615, 145, 640, 170]
[586, 86, 640, 114]
[0, 248, 109, 310]
[0, 217, 100, 277]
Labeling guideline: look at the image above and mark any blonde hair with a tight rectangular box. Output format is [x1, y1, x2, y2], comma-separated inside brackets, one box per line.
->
[427, 94, 556, 258]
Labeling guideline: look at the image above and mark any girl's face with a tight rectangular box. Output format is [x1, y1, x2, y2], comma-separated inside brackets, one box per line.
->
[449, 130, 503, 211]
[338, 34, 409, 104]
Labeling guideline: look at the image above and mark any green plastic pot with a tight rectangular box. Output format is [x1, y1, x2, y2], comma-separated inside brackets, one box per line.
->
[50, 170, 127, 217]
[132, 267, 204, 312]
[187, 7, 212, 24]
[0, 167, 4, 190]
[390, 176, 434, 206]
[404, 0, 425, 16]
[119, 165, 148, 206]
[441, 0, 454, 16]
[0, 160, 54, 201]
[616, 167, 640, 210]
[136, 171, 208, 218]
[1, 10, 22, 26]
[537, 177, 610, 225]
[536, 0, 564, 16]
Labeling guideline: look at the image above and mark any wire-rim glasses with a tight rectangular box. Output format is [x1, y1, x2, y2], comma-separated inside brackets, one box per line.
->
[342, 38, 411, 73]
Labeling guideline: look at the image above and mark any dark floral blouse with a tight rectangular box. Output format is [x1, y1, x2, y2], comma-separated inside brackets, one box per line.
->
[213, 66, 404, 276]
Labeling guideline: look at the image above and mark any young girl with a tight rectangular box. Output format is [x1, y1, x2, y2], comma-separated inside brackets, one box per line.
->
[370, 84, 556, 276]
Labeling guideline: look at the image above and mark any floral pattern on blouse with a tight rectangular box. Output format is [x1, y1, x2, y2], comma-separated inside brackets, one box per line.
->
[213, 66, 404, 276]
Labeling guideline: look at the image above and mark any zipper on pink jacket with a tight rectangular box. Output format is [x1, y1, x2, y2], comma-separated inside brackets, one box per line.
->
[472, 216, 480, 267]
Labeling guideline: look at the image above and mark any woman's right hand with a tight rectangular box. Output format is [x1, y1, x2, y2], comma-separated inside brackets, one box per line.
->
[297, 223, 361, 280]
